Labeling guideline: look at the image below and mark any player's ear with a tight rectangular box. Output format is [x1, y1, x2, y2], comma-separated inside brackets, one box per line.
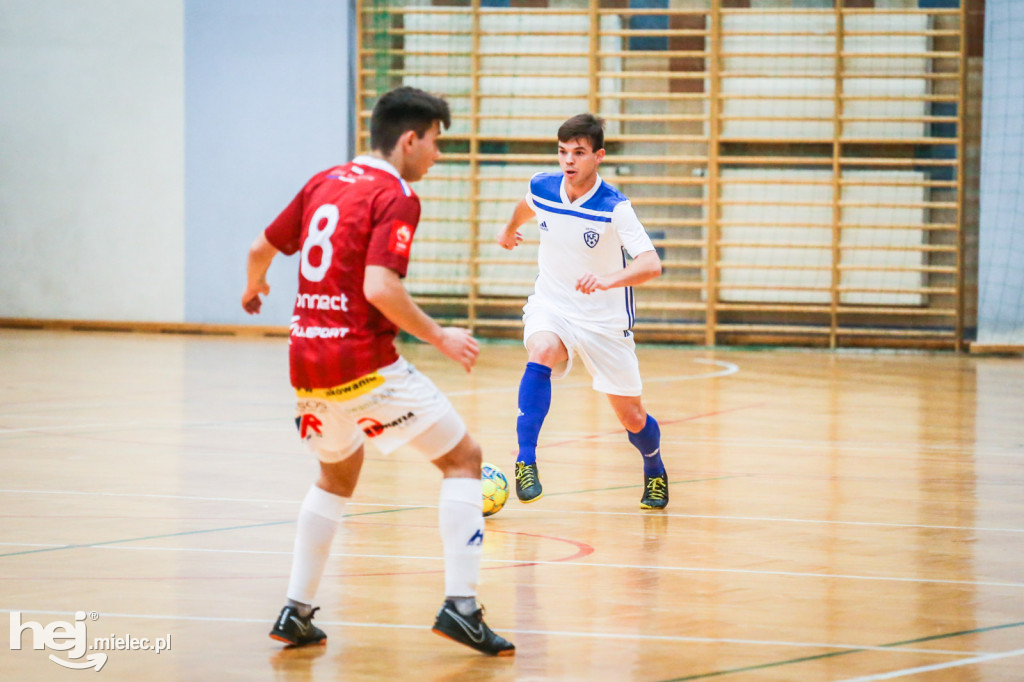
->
[398, 129, 418, 152]
[595, 147, 606, 163]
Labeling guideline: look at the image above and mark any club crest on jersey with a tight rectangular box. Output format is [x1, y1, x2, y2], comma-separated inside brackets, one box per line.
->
[388, 220, 414, 256]
[583, 230, 600, 248]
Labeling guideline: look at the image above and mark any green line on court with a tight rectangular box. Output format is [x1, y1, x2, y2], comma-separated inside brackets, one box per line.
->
[345, 506, 429, 517]
[659, 620, 1024, 681]
[546, 475, 745, 497]
[0, 506, 425, 559]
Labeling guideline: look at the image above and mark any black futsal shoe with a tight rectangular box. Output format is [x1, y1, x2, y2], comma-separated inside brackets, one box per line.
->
[514, 461, 544, 502]
[269, 605, 327, 647]
[640, 471, 669, 510]
[432, 600, 515, 656]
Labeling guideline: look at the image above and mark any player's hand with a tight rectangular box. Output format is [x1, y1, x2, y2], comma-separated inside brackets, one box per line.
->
[437, 326, 479, 372]
[242, 282, 270, 314]
[497, 229, 523, 250]
[575, 273, 609, 295]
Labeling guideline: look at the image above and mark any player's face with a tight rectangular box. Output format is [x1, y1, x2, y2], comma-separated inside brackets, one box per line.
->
[557, 138, 605, 195]
[403, 119, 442, 182]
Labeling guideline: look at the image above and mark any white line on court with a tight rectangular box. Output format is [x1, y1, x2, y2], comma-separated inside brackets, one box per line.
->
[0, 418, 282, 436]
[0, 608, 980, 656]
[839, 647, 1024, 681]
[0, 359, 737, 435]
[3, 542, 1022, 590]
[0, 489, 419, 503]
[2, 487, 1023, 534]
[445, 358, 738, 396]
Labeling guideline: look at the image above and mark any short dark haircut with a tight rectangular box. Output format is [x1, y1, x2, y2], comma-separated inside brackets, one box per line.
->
[558, 113, 605, 152]
[370, 86, 451, 155]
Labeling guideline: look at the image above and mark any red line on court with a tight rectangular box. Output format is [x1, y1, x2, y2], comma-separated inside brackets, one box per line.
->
[0, 525, 595, 582]
[538, 402, 766, 450]
[330, 527, 594, 579]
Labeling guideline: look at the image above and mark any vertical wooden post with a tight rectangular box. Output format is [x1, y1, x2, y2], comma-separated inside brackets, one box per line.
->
[589, 0, 600, 115]
[705, 1, 722, 347]
[954, 1, 968, 352]
[355, 0, 365, 154]
[468, 0, 482, 332]
[830, 1, 844, 350]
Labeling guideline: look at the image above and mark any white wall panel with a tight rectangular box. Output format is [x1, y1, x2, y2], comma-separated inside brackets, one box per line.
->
[0, 0, 185, 321]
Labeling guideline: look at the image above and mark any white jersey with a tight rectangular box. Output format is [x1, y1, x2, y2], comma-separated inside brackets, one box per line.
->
[525, 172, 655, 332]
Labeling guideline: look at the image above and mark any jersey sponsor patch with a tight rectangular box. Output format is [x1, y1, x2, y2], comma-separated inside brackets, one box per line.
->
[296, 413, 323, 440]
[289, 321, 350, 339]
[357, 411, 416, 438]
[295, 292, 349, 311]
[388, 220, 414, 256]
[295, 372, 386, 402]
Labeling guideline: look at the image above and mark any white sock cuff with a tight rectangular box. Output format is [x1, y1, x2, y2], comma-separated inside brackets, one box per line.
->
[440, 477, 483, 510]
[302, 485, 349, 522]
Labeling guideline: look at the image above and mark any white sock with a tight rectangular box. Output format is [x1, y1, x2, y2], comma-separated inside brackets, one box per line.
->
[438, 477, 484, 601]
[285, 485, 349, 606]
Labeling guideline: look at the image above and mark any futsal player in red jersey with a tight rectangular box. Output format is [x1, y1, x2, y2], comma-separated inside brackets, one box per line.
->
[242, 87, 514, 657]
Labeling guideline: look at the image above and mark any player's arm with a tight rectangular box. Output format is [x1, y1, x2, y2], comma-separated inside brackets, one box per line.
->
[363, 265, 479, 372]
[242, 233, 281, 314]
[497, 197, 535, 250]
[576, 249, 662, 295]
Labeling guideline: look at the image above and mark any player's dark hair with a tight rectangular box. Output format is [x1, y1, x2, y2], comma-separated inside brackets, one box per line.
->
[558, 113, 605, 152]
[370, 87, 451, 155]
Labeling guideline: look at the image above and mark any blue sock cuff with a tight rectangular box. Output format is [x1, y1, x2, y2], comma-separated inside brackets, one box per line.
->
[628, 414, 659, 448]
[629, 415, 664, 476]
[525, 361, 552, 378]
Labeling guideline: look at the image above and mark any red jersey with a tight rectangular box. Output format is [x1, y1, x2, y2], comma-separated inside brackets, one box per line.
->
[264, 156, 420, 389]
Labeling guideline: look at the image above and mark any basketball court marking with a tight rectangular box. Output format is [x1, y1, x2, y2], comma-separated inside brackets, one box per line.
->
[837, 647, 1024, 680]
[1, 487, 1022, 534]
[2, 534, 1022, 589]
[397, 358, 737, 397]
[537, 402, 765, 451]
[0, 608, 990, 657]
[657, 621, 1024, 681]
[0, 359, 738, 436]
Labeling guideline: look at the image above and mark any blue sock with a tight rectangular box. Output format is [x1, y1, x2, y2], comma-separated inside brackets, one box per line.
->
[515, 362, 552, 465]
[628, 414, 665, 477]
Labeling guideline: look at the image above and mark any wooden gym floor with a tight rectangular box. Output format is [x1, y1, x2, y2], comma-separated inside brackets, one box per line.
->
[0, 328, 1022, 681]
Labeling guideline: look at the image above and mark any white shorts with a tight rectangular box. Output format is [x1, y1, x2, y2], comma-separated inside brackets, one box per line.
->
[522, 299, 643, 396]
[294, 357, 467, 463]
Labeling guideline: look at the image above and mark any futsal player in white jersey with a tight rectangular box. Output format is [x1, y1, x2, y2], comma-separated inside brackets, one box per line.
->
[497, 113, 669, 510]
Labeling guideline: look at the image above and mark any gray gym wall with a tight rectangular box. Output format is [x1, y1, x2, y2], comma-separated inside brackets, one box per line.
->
[0, 0, 352, 325]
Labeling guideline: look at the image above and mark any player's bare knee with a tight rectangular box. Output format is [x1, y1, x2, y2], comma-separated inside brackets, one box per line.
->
[451, 437, 482, 473]
[527, 344, 563, 367]
[526, 332, 567, 367]
[624, 416, 647, 433]
[619, 407, 648, 433]
[316, 448, 363, 497]
[433, 434, 481, 478]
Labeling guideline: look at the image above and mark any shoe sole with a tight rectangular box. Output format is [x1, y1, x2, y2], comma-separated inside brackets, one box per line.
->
[639, 502, 668, 510]
[269, 633, 327, 647]
[432, 628, 515, 656]
[517, 491, 544, 503]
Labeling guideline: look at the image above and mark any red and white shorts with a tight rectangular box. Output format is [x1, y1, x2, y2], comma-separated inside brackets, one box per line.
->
[293, 357, 466, 462]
